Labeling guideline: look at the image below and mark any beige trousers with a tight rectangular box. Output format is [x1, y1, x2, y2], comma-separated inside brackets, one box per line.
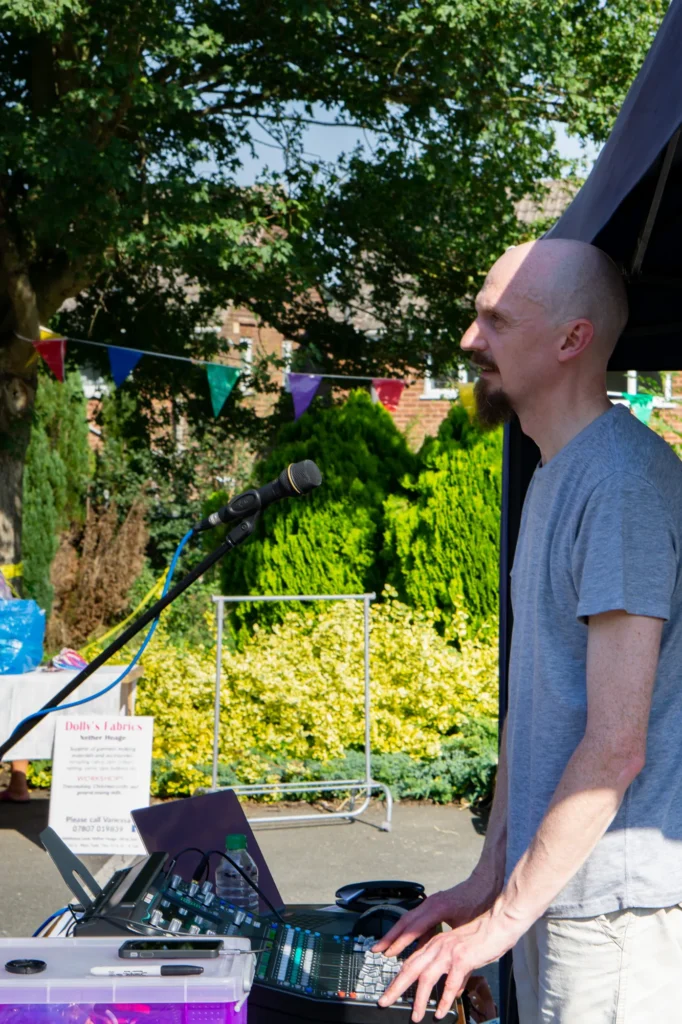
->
[513, 904, 682, 1023]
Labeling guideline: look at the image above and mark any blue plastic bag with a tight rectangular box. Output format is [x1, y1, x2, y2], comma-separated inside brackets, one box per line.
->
[0, 599, 45, 674]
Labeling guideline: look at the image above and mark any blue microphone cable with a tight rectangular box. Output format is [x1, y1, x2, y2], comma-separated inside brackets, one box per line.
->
[10, 528, 194, 735]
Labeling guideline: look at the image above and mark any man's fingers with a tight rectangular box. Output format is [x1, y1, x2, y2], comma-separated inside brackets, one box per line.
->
[373, 893, 455, 953]
[373, 903, 439, 953]
[372, 915, 409, 952]
[410, 964, 444, 1022]
[415, 925, 439, 950]
[379, 926, 426, 959]
[434, 966, 467, 1020]
[378, 946, 430, 1007]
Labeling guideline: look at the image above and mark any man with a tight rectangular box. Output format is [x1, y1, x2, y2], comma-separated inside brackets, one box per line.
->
[374, 238, 682, 1023]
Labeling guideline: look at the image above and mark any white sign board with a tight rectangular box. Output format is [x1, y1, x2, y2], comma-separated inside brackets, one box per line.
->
[49, 715, 154, 855]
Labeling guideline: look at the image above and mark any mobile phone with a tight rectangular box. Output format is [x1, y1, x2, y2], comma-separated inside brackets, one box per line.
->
[118, 939, 223, 959]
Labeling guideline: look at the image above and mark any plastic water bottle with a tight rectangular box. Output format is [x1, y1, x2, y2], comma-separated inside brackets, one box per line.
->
[215, 833, 259, 914]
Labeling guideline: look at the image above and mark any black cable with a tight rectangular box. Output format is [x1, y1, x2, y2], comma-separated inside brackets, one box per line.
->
[167, 847, 210, 881]
[205, 849, 284, 923]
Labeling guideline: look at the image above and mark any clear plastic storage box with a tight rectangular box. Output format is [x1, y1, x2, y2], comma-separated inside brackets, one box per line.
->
[0, 937, 253, 1024]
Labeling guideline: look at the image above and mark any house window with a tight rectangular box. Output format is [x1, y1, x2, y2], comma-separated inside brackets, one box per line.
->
[422, 359, 460, 400]
[281, 340, 294, 389]
[80, 364, 109, 399]
[237, 336, 253, 393]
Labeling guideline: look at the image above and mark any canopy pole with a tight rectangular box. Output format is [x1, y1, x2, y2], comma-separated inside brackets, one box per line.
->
[631, 127, 681, 275]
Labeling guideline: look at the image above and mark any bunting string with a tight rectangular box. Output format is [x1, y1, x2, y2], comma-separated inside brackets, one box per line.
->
[15, 328, 408, 418]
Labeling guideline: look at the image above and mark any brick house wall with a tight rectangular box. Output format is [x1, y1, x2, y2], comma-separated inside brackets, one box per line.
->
[216, 307, 462, 449]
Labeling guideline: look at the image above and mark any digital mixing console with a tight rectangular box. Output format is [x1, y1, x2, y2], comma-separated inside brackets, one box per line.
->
[65, 851, 464, 1022]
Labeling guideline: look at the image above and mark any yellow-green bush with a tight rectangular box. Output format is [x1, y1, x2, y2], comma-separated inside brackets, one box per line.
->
[135, 590, 498, 795]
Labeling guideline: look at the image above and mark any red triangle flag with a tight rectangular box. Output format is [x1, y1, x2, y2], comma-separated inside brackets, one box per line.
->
[35, 338, 66, 382]
[373, 378, 405, 412]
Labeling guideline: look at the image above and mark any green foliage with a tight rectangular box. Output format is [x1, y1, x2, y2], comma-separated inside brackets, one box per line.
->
[384, 405, 503, 633]
[22, 368, 91, 614]
[25, 759, 52, 790]
[28, 717, 499, 806]
[202, 717, 499, 806]
[90, 387, 257, 569]
[22, 421, 62, 613]
[135, 589, 499, 795]
[0, 0, 669, 373]
[216, 391, 417, 616]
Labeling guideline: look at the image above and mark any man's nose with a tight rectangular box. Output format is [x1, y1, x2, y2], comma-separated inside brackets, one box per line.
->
[461, 320, 487, 352]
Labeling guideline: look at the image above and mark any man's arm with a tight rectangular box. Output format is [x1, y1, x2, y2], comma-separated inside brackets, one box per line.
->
[378, 610, 663, 1022]
[373, 722, 508, 956]
[497, 609, 659, 923]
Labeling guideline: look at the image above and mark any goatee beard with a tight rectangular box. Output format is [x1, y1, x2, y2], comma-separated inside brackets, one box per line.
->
[474, 377, 514, 430]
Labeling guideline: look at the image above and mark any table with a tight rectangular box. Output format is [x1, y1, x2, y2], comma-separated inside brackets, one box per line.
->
[0, 665, 142, 759]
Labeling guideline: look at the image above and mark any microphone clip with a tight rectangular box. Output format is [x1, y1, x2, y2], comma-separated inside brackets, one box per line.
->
[194, 489, 262, 533]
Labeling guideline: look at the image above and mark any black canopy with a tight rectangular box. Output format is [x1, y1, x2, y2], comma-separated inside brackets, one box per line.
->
[498, 7, 682, 1018]
[501, 0, 682, 718]
[547, 0, 682, 370]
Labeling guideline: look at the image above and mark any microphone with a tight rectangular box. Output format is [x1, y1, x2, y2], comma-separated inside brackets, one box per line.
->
[194, 460, 322, 532]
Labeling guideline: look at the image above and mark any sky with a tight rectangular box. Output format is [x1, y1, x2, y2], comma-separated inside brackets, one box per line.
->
[234, 113, 603, 186]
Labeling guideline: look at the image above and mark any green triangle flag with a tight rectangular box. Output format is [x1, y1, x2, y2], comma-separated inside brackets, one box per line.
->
[206, 364, 240, 417]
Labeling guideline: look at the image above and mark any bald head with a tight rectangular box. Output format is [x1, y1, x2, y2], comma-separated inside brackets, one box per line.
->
[491, 239, 629, 364]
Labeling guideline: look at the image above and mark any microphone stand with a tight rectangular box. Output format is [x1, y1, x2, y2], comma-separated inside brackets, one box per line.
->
[0, 513, 260, 761]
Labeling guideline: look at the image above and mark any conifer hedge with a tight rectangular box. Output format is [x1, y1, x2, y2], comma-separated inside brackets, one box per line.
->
[383, 405, 502, 634]
[22, 370, 91, 614]
[212, 391, 417, 608]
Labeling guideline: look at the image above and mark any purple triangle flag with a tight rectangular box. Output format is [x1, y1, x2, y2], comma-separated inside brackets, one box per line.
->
[289, 373, 322, 419]
[108, 346, 143, 386]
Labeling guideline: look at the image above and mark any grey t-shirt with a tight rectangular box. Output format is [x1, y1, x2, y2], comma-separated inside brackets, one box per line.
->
[506, 403, 682, 917]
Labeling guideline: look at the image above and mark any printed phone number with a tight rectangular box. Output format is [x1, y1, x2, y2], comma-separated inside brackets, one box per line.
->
[70, 825, 125, 833]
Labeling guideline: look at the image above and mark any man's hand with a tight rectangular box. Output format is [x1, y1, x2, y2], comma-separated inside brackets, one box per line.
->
[377, 906, 522, 1022]
[373, 873, 499, 960]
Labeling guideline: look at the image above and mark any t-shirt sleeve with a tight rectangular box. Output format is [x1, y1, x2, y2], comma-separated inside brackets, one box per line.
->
[572, 474, 677, 623]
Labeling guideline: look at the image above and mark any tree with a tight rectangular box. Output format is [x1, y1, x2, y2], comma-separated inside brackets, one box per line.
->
[384, 405, 503, 635]
[211, 390, 417, 621]
[0, 0, 670, 565]
[22, 367, 91, 613]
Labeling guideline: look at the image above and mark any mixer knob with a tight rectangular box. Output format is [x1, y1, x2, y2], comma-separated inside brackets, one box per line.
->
[188, 882, 199, 897]
[201, 881, 213, 895]
[150, 910, 165, 927]
[168, 919, 182, 933]
[203, 892, 216, 907]
[188, 925, 201, 934]
[171, 874, 183, 889]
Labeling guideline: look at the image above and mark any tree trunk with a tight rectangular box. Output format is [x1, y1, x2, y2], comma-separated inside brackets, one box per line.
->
[0, 336, 38, 570]
[0, 223, 41, 572]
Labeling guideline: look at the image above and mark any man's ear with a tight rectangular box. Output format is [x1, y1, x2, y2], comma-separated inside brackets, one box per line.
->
[557, 319, 594, 363]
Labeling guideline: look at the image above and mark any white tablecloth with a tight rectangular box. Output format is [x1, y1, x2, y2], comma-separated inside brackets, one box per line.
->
[0, 666, 132, 759]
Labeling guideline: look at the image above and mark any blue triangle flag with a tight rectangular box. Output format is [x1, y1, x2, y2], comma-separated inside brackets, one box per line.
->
[108, 346, 143, 386]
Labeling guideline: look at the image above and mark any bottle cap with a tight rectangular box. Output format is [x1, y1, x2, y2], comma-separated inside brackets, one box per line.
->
[225, 833, 247, 851]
